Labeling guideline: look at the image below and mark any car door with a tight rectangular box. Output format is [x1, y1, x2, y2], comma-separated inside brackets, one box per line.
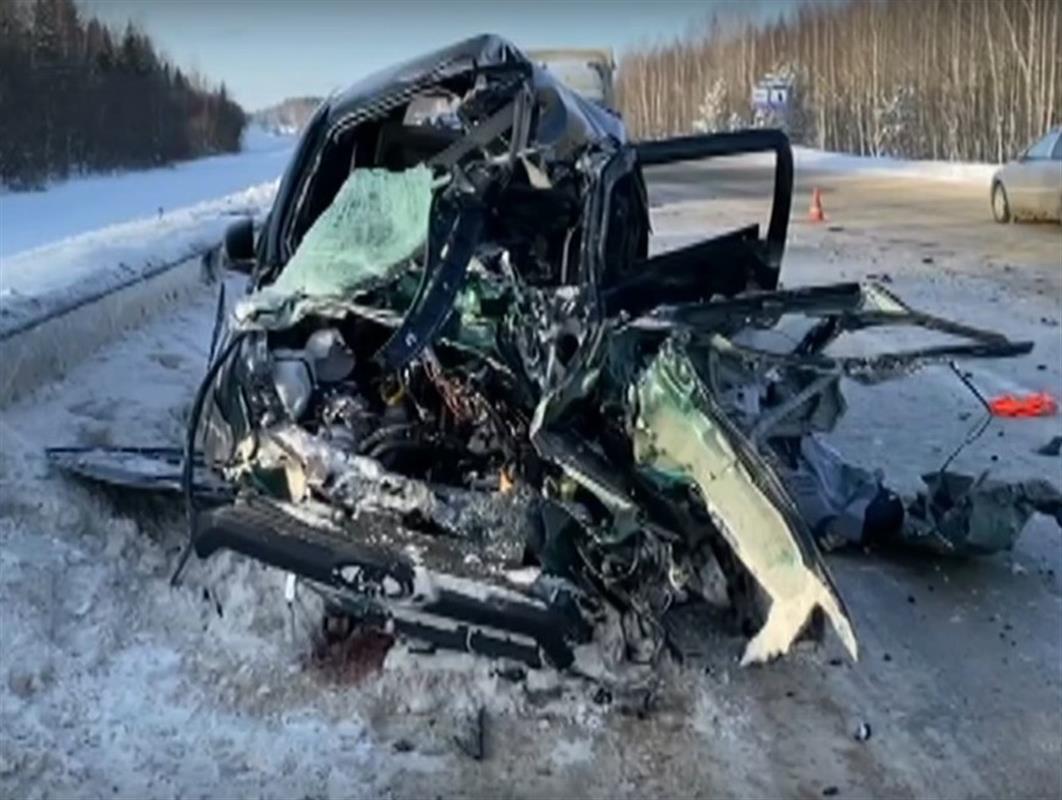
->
[1009, 131, 1059, 217]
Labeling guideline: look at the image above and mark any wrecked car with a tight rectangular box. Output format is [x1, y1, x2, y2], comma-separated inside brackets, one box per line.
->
[48, 35, 1058, 672]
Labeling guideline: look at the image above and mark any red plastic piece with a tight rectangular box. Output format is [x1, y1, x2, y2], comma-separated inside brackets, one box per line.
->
[987, 392, 1058, 418]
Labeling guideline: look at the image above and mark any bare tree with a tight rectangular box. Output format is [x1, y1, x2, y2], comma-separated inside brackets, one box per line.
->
[617, 0, 1062, 162]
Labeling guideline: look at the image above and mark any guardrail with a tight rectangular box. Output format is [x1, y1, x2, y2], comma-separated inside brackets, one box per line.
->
[0, 247, 217, 406]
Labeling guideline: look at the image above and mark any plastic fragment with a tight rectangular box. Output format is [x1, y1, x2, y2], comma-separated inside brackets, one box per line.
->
[987, 391, 1057, 417]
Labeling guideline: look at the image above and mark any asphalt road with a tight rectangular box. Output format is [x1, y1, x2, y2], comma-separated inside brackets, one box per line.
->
[646, 156, 1062, 295]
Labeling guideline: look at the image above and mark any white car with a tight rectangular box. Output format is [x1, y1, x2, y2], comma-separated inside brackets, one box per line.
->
[991, 127, 1062, 222]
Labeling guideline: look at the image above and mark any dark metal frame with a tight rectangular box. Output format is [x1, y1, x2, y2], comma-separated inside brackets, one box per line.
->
[635, 129, 794, 281]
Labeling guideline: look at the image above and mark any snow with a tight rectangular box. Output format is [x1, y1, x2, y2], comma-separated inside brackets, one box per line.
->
[1, 182, 276, 304]
[1, 127, 291, 348]
[0, 127, 294, 259]
[736, 145, 999, 186]
[791, 146, 1000, 186]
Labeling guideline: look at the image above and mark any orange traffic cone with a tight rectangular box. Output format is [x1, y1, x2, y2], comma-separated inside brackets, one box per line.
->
[808, 187, 826, 222]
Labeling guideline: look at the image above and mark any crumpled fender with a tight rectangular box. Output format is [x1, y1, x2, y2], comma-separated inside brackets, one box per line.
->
[631, 341, 858, 665]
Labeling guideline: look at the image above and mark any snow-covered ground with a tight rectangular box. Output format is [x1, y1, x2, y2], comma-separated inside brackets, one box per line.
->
[0, 127, 294, 260]
[1, 127, 292, 392]
[0, 182, 277, 306]
[792, 146, 1000, 185]
[730, 146, 1000, 186]
[0, 178, 281, 404]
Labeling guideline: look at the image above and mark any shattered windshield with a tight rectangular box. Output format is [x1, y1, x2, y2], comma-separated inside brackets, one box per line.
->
[269, 165, 432, 298]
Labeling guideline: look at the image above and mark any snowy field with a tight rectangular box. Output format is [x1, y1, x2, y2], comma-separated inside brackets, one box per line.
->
[0, 128, 292, 398]
[0, 127, 294, 260]
[0, 182, 277, 306]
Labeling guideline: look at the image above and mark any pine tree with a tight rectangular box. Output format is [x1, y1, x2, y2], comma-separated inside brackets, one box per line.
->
[0, 2, 247, 188]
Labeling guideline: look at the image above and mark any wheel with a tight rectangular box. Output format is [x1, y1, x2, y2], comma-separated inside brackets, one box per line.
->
[991, 182, 1011, 223]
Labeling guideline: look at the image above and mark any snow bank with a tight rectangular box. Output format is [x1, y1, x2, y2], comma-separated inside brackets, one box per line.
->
[0, 180, 276, 309]
[0, 127, 292, 402]
[0, 180, 278, 403]
[792, 146, 999, 185]
[0, 126, 293, 259]
[735, 145, 998, 185]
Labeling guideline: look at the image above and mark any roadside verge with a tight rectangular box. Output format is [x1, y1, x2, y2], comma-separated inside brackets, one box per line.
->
[0, 181, 276, 405]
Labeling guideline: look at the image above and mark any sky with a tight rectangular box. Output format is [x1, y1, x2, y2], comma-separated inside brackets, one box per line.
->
[77, 0, 797, 111]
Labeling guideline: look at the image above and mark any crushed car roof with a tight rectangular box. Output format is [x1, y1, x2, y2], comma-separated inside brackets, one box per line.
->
[259, 34, 625, 270]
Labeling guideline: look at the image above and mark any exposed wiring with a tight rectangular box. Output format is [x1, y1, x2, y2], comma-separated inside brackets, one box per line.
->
[171, 331, 248, 586]
[207, 281, 227, 365]
[936, 361, 993, 477]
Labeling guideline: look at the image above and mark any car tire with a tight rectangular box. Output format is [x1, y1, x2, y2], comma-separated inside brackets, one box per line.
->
[992, 182, 1011, 223]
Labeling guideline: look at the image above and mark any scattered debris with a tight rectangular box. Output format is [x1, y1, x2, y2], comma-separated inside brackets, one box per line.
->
[494, 664, 528, 683]
[900, 472, 1062, 555]
[988, 392, 1057, 417]
[453, 706, 487, 761]
[7, 669, 37, 700]
[1035, 436, 1062, 457]
[46, 35, 1053, 681]
[592, 686, 613, 705]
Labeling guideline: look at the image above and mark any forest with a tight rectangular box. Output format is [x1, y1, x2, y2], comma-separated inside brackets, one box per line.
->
[616, 0, 1061, 162]
[0, 0, 245, 189]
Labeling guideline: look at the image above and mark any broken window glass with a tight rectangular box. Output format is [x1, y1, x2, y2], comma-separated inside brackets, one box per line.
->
[271, 164, 432, 298]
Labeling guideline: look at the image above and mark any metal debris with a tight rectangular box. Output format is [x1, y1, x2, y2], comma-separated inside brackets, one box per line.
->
[1035, 436, 1062, 456]
[900, 472, 1062, 555]
[453, 706, 487, 761]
